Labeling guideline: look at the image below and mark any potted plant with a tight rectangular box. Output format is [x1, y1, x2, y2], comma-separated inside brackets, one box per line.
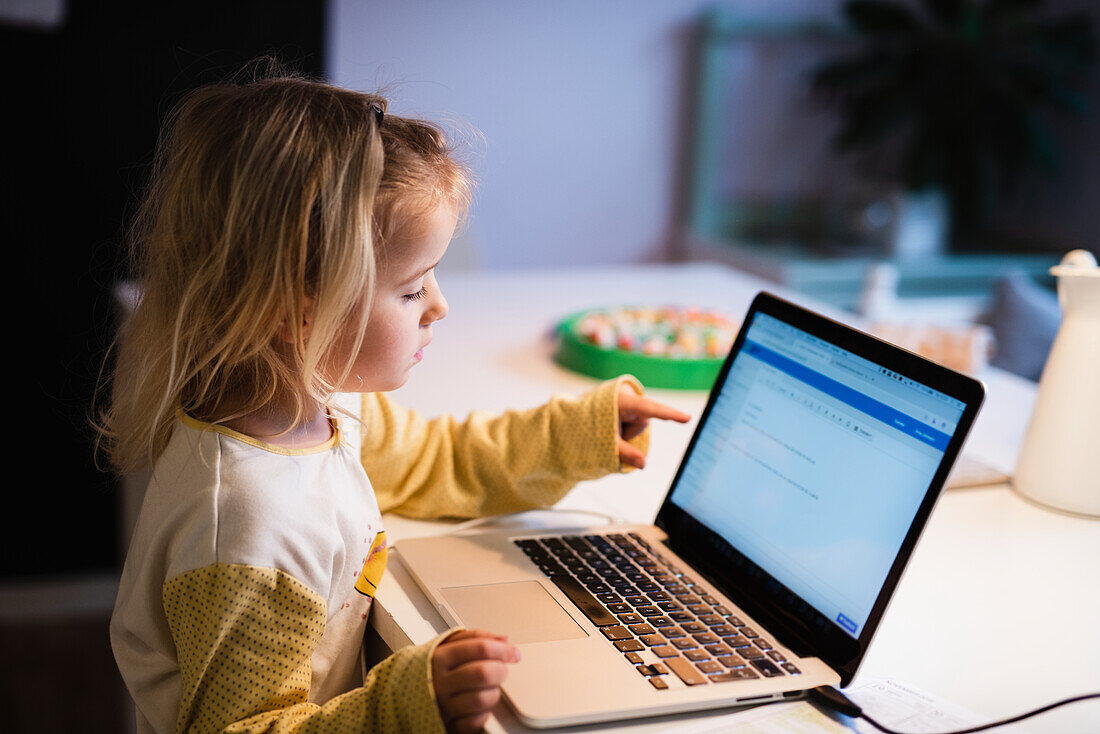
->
[810, 0, 1095, 256]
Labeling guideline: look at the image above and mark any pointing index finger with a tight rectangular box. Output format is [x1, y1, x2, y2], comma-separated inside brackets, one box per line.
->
[621, 392, 691, 423]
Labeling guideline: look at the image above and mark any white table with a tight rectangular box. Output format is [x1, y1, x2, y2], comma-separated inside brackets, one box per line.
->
[371, 262, 1100, 733]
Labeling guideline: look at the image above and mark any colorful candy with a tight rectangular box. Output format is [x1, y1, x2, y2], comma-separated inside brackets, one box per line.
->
[574, 306, 737, 359]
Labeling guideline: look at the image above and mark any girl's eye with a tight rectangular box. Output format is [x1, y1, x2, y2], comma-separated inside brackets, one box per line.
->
[403, 287, 427, 302]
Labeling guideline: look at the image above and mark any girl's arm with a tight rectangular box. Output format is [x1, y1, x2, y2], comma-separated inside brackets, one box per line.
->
[161, 563, 454, 734]
[361, 376, 652, 519]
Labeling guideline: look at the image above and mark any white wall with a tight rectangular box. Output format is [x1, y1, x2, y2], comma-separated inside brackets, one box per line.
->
[327, 0, 837, 270]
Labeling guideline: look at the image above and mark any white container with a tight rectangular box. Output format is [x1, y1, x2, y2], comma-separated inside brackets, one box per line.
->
[1013, 250, 1100, 517]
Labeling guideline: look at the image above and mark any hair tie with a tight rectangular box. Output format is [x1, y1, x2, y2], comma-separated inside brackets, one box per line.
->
[371, 103, 384, 128]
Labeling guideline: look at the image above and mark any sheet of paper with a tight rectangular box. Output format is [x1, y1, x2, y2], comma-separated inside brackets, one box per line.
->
[658, 678, 1029, 734]
[657, 700, 850, 734]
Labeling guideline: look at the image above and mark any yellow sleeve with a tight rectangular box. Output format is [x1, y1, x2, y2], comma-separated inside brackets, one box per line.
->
[361, 376, 649, 519]
[163, 563, 448, 734]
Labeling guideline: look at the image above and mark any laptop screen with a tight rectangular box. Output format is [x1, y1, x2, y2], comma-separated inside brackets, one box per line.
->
[667, 310, 967, 640]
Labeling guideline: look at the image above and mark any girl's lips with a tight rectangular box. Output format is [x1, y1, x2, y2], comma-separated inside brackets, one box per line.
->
[413, 348, 424, 362]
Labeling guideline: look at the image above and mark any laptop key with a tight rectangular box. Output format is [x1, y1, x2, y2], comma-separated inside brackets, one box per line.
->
[666, 657, 709, 686]
[685, 649, 710, 661]
[618, 613, 644, 625]
[607, 603, 631, 614]
[750, 659, 785, 677]
[722, 635, 750, 648]
[696, 660, 723, 674]
[692, 632, 720, 645]
[548, 574, 618, 626]
[652, 645, 680, 658]
[681, 622, 707, 634]
[661, 626, 686, 639]
[614, 639, 644, 652]
[767, 651, 787, 662]
[711, 624, 736, 636]
[717, 655, 745, 668]
[671, 638, 697, 650]
[601, 625, 633, 641]
[639, 634, 665, 647]
[782, 663, 802, 675]
[649, 677, 669, 690]
[624, 652, 644, 664]
[698, 614, 724, 626]
[628, 623, 656, 636]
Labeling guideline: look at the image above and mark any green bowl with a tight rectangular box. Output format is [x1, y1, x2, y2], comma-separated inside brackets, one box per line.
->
[553, 309, 727, 390]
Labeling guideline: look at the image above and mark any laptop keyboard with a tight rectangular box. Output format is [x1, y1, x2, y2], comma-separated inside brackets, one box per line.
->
[514, 532, 801, 690]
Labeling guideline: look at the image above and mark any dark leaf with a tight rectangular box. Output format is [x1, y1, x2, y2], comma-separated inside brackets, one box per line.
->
[844, 0, 921, 34]
[810, 51, 901, 95]
[834, 83, 915, 151]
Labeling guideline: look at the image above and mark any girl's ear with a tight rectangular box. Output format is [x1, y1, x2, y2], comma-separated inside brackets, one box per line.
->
[276, 296, 315, 344]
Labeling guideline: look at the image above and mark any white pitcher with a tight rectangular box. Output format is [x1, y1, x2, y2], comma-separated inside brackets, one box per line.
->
[1013, 250, 1100, 517]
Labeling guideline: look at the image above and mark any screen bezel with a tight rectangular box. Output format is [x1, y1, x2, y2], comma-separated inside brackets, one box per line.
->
[654, 291, 985, 687]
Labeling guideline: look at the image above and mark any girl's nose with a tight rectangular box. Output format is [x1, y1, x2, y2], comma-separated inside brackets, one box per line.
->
[425, 289, 448, 324]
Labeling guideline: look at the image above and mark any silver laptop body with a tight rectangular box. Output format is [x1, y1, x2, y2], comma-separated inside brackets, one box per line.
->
[395, 292, 984, 728]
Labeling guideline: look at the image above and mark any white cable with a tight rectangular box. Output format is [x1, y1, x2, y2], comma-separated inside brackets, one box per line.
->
[440, 508, 626, 536]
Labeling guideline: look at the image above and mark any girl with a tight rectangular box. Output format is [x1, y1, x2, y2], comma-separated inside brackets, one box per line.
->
[102, 67, 689, 734]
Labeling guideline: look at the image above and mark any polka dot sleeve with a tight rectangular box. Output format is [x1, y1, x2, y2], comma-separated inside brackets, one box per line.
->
[163, 563, 447, 733]
[362, 376, 649, 520]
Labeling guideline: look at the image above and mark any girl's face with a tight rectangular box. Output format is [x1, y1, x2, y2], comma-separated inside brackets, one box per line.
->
[340, 204, 457, 392]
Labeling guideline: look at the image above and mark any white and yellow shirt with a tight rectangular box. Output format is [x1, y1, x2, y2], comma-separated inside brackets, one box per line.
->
[111, 378, 646, 734]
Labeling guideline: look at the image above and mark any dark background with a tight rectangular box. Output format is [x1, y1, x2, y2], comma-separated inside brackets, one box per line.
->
[2, 3, 323, 730]
[3, 0, 325, 581]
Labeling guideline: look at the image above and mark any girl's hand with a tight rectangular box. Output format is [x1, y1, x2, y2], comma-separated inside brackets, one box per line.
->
[617, 383, 691, 469]
[432, 629, 520, 733]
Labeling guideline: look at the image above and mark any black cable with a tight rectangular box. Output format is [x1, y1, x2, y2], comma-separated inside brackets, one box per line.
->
[808, 685, 1100, 734]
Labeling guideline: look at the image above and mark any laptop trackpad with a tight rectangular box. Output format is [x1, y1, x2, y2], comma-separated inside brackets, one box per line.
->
[440, 581, 588, 645]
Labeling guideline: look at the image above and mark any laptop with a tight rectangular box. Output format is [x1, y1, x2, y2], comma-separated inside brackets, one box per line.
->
[395, 291, 985, 728]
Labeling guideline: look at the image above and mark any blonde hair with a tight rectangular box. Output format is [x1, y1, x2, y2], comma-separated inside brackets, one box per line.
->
[97, 65, 471, 475]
